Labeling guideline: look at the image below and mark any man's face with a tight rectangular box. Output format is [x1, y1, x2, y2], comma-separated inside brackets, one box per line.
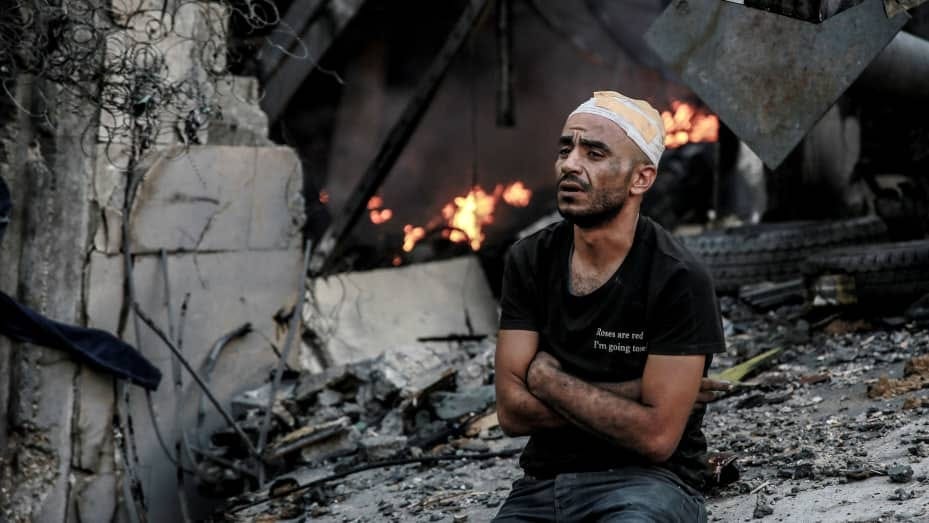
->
[555, 113, 638, 229]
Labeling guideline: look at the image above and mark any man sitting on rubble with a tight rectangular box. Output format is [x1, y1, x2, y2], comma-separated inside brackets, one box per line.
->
[494, 90, 728, 522]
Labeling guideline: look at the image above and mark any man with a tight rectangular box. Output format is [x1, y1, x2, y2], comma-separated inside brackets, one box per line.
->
[494, 91, 728, 522]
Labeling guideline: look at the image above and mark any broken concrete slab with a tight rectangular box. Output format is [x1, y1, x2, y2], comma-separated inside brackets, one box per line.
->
[429, 385, 495, 420]
[86, 247, 304, 522]
[265, 417, 353, 462]
[125, 146, 302, 253]
[305, 256, 498, 368]
[208, 77, 272, 147]
[360, 434, 408, 461]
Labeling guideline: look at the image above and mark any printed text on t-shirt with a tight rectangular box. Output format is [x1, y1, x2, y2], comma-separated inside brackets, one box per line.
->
[593, 327, 647, 354]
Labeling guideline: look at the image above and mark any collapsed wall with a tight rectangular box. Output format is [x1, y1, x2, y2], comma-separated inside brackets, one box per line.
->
[0, 1, 306, 521]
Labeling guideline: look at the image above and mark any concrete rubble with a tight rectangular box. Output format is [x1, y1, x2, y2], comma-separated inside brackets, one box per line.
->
[204, 292, 929, 522]
[209, 334, 506, 521]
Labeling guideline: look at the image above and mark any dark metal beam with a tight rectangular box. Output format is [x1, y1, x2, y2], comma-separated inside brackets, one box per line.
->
[309, 0, 493, 275]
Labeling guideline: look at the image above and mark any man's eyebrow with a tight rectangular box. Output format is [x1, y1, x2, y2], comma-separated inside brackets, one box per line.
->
[579, 138, 611, 152]
[558, 135, 574, 146]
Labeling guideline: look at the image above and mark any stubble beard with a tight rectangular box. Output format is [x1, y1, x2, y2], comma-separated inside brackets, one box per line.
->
[556, 168, 632, 229]
[557, 192, 626, 229]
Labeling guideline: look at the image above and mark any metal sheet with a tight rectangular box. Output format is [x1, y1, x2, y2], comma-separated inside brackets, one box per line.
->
[723, 0, 868, 22]
[645, 0, 909, 168]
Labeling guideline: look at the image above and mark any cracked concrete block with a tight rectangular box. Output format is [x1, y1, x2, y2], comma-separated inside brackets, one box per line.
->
[208, 77, 272, 147]
[73, 367, 115, 471]
[127, 146, 302, 252]
[71, 473, 118, 523]
[306, 256, 498, 367]
[87, 247, 303, 522]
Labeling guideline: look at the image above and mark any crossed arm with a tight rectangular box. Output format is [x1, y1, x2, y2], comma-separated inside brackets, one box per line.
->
[495, 329, 725, 462]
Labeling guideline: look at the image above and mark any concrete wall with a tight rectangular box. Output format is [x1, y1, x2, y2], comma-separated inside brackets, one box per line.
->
[0, 2, 305, 522]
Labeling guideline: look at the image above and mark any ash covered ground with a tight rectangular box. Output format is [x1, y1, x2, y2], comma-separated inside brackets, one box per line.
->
[215, 298, 929, 522]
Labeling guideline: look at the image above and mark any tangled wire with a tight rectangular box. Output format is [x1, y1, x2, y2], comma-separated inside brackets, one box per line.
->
[0, 0, 281, 162]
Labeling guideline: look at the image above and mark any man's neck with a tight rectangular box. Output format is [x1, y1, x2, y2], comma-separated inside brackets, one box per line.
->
[572, 203, 640, 270]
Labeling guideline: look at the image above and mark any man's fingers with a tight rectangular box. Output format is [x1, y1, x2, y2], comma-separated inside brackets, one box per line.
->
[700, 378, 733, 392]
[696, 391, 716, 404]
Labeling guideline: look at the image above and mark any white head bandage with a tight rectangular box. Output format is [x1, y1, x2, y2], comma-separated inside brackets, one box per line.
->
[569, 91, 665, 167]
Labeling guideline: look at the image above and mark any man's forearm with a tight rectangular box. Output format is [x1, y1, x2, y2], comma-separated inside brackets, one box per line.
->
[497, 383, 567, 435]
[528, 365, 669, 461]
[498, 378, 641, 436]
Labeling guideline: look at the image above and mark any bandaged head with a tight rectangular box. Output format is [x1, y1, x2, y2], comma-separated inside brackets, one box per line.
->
[569, 91, 665, 167]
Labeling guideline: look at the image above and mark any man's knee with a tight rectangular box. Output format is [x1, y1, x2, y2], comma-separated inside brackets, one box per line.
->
[588, 473, 706, 522]
[492, 477, 556, 522]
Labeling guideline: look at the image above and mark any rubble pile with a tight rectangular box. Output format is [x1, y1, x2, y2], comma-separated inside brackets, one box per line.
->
[205, 338, 522, 520]
[705, 297, 929, 520]
[205, 295, 929, 522]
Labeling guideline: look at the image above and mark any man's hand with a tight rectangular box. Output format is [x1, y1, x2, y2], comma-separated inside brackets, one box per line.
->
[696, 378, 732, 408]
[495, 330, 568, 436]
[528, 354, 706, 463]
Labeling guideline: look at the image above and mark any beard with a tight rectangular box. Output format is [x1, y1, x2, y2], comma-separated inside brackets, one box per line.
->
[556, 173, 629, 229]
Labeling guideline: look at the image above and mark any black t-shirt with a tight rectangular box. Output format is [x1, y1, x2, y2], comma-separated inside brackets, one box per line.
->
[499, 216, 726, 490]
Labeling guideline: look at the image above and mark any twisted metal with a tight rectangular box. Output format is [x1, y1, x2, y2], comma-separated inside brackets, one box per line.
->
[0, 0, 280, 163]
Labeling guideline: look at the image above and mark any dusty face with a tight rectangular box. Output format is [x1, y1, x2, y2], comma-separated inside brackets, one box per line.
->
[555, 113, 638, 229]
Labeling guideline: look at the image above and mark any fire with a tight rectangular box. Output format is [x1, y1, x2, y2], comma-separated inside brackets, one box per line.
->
[661, 101, 719, 149]
[370, 209, 393, 224]
[367, 195, 393, 224]
[402, 225, 425, 252]
[319, 190, 330, 204]
[442, 186, 499, 251]
[502, 181, 531, 207]
[400, 181, 533, 254]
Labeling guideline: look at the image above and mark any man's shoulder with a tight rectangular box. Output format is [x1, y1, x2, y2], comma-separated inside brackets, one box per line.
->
[507, 219, 568, 267]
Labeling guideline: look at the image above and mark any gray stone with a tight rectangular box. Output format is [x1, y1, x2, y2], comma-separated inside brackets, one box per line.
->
[231, 382, 297, 418]
[889, 464, 914, 483]
[306, 256, 498, 368]
[753, 493, 774, 519]
[361, 435, 408, 461]
[317, 388, 343, 407]
[430, 386, 496, 420]
[300, 427, 361, 465]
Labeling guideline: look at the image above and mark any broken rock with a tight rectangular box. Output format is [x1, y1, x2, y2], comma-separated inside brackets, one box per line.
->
[360, 435, 408, 461]
[888, 463, 914, 483]
[429, 385, 495, 420]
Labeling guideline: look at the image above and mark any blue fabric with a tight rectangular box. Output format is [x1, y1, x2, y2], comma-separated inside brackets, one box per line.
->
[493, 467, 706, 522]
[0, 291, 162, 390]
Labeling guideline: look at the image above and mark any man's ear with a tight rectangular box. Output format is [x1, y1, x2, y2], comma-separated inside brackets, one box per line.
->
[629, 164, 657, 196]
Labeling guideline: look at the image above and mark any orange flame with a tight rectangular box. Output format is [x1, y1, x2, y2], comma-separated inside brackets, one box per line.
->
[319, 190, 330, 204]
[661, 101, 719, 149]
[367, 195, 393, 224]
[402, 224, 425, 252]
[502, 181, 532, 207]
[401, 182, 533, 253]
[441, 186, 499, 251]
[370, 208, 393, 224]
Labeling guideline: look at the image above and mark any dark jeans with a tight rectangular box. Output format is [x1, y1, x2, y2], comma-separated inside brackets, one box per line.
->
[493, 467, 706, 522]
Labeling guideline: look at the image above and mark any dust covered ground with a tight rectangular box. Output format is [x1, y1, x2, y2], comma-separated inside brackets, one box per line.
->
[218, 298, 929, 522]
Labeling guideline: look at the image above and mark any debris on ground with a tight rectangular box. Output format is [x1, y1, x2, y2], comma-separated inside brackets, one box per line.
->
[205, 294, 929, 522]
